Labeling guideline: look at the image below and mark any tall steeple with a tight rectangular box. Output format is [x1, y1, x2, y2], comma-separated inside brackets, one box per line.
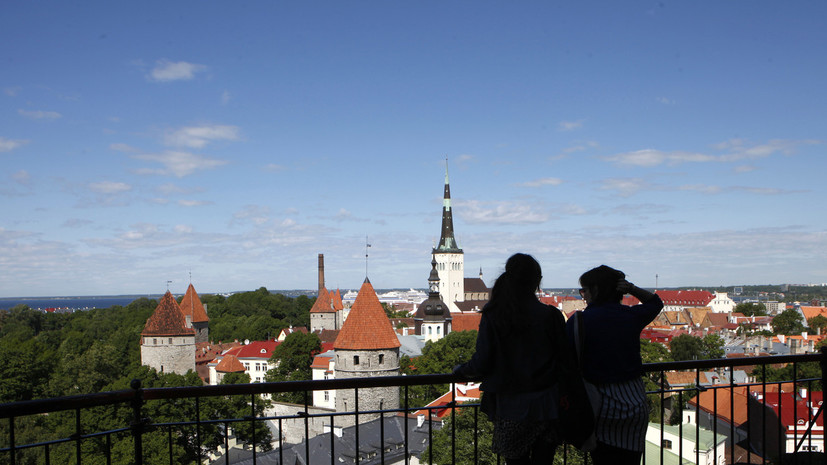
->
[434, 161, 462, 253]
[432, 160, 465, 312]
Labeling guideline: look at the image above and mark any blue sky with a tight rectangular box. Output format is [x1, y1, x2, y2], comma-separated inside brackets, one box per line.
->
[2, 2, 825, 297]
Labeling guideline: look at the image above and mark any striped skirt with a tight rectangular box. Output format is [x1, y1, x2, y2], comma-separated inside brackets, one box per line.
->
[594, 378, 649, 452]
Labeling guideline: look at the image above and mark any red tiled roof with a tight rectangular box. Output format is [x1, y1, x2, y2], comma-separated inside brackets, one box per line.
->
[215, 354, 246, 373]
[704, 313, 730, 327]
[334, 279, 400, 350]
[235, 340, 279, 359]
[331, 289, 344, 311]
[310, 287, 335, 313]
[656, 290, 714, 307]
[141, 291, 195, 337]
[800, 306, 827, 321]
[180, 283, 209, 323]
[311, 353, 334, 369]
[452, 312, 482, 332]
[314, 329, 340, 344]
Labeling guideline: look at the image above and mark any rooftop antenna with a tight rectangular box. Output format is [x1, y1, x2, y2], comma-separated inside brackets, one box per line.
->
[365, 235, 371, 278]
[189, 269, 192, 284]
[166, 280, 173, 291]
[655, 274, 659, 290]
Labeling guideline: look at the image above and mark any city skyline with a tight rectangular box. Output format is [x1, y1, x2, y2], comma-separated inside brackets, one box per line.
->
[2, 2, 826, 297]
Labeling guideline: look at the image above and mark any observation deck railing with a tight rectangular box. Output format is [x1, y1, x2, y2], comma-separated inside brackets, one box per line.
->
[1, 351, 825, 464]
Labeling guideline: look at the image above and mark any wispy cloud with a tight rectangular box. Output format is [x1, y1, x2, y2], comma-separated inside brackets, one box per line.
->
[0, 137, 29, 152]
[148, 59, 207, 82]
[657, 97, 676, 105]
[89, 181, 132, 194]
[233, 205, 271, 226]
[605, 139, 820, 167]
[110, 143, 141, 153]
[599, 178, 650, 197]
[221, 90, 231, 105]
[4, 87, 21, 97]
[558, 119, 585, 132]
[133, 151, 228, 177]
[18, 109, 62, 120]
[178, 199, 212, 207]
[457, 200, 550, 224]
[266, 163, 286, 172]
[12, 170, 30, 185]
[164, 125, 240, 149]
[517, 177, 563, 188]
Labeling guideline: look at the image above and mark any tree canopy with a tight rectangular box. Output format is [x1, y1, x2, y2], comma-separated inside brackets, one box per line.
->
[772, 309, 807, 335]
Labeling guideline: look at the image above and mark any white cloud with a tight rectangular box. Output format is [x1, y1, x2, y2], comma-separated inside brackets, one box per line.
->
[12, 170, 30, 185]
[133, 151, 228, 177]
[4, 87, 21, 97]
[178, 199, 211, 207]
[233, 205, 271, 226]
[657, 97, 676, 105]
[174, 224, 193, 234]
[110, 143, 140, 153]
[518, 177, 564, 188]
[734, 165, 757, 173]
[221, 90, 231, 105]
[148, 59, 207, 82]
[164, 125, 240, 148]
[0, 137, 29, 152]
[604, 149, 714, 167]
[266, 163, 286, 172]
[88, 181, 132, 194]
[457, 200, 550, 224]
[606, 140, 821, 167]
[558, 120, 585, 131]
[600, 178, 649, 197]
[18, 109, 62, 120]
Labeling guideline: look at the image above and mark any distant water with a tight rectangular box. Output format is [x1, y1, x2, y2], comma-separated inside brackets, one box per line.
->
[0, 295, 163, 311]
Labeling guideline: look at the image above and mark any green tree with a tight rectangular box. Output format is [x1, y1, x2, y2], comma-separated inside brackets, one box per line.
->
[669, 334, 704, 361]
[772, 309, 807, 335]
[640, 339, 672, 364]
[701, 333, 725, 359]
[264, 331, 322, 403]
[219, 373, 273, 452]
[401, 330, 477, 407]
[423, 402, 496, 465]
[807, 314, 827, 334]
[734, 302, 767, 317]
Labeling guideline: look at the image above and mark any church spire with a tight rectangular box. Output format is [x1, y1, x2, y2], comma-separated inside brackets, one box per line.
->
[434, 160, 462, 253]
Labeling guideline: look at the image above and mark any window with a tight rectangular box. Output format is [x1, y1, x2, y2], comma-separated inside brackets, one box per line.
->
[153, 338, 157, 345]
[378, 354, 384, 364]
[662, 439, 672, 449]
[168, 338, 172, 344]
[324, 391, 329, 402]
[354, 355, 360, 365]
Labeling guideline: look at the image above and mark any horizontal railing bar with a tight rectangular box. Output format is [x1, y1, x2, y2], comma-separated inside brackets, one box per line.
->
[1, 354, 819, 419]
[0, 426, 131, 454]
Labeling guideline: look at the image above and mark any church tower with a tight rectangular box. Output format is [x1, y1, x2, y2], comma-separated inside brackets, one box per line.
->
[333, 277, 400, 425]
[140, 291, 196, 375]
[414, 255, 452, 342]
[179, 283, 209, 344]
[433, 162, 464, 312]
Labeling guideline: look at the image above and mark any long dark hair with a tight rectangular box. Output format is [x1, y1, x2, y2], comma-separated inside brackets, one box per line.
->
[484, 253, 542, 332]
[579, 264, 625, 305]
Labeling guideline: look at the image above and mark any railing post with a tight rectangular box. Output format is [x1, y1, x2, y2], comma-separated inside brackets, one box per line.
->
[821, 347, 826, 465]
[130, 379, 144, 465]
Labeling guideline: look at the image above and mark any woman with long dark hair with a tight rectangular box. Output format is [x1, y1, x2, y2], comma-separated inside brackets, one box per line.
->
[567, 265, 663, 465]
[454, 253, 564, 465]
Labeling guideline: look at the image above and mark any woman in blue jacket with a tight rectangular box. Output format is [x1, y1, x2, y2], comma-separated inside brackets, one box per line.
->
[567, 265, 663, 465]
[454, 253, 564, 465]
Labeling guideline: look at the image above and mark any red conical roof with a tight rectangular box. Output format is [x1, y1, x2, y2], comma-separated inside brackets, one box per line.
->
[215, 354, 246, 373]
[334, 279, 400, 350]
[310, 286, 335, 313]
[180, 283, 209, 323]
[142, 291, 195, 337]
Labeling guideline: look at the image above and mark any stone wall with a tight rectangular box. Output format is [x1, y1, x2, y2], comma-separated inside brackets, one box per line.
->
[334, 348, 400, 424]
[140, 336, 195, 375]
[266, 402, 336, 444]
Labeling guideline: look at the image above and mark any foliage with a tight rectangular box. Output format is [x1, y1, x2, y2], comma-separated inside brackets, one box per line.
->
[807, 314, 827, 334]
[772, 309, 807, 335]
[401, 330, 477, 407]
[669, 333, 724, 361]
[264, 331, 322, 403]
[422, 402, 496, 465]
[735, 302, 767, 317]
[752, 362, 822, 391]
[382, 302, 411, 318]
[203, 288, 312, 342]
[640, 339, 672, 364]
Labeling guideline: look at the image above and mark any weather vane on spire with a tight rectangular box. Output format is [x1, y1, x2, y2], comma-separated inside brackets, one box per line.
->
[365, 235, 372, 278]
[166, 280, 173, 291]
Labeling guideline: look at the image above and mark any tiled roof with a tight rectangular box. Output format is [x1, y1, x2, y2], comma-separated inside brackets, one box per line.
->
[180, 283, 209, 323]
[311, 352, 334, 370]
[141, 291, 195, 337]
[800, 306, 827, 321]
[463, 277, 489, 293]
[704, 313, 730, 327]
[215, 354, 246, 373]
[763, 391, 824, 430]
[334, 279, 401, 350]
[455, 300, 487, 313]
[665, 371, 709, 386]
[314, 329, 340, 344]
[331, 289, 344, 311]
[452, 312, 482, 332]
[689, 386, 750, 427]
[235, 340, 279, 359]
[656, 290, 714, 307]
[309, 287, 335, 313]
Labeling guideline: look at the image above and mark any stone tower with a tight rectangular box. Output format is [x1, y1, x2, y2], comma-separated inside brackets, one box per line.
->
[179, 283, 209, 343]
[433, 162, 464, 312]
[310, 254, 340, 332]
[333, 278, 400, 424]
[414, 255, 452, 342]
[140, 291, 196, 375]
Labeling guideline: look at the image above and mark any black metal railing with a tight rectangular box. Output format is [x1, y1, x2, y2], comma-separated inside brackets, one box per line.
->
[1, 351, 825, 464]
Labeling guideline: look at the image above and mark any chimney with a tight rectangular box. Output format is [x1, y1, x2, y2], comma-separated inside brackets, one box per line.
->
[318, 253, 325, 290]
